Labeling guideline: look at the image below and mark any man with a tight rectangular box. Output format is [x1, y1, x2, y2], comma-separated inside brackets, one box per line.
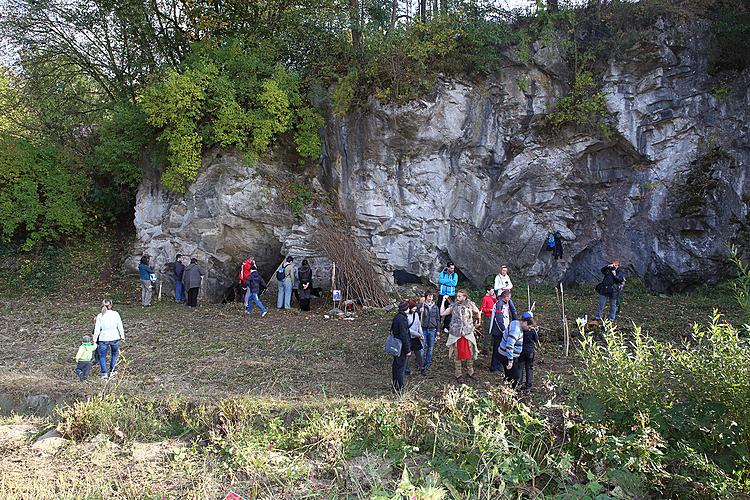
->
[518, 312, 539, 390]
[276, 256, 295, 309]
[493, 265, 513, 296]
[437, 262, 458, 333]
[244, 265, 268, 317]
[391, 301, 412, 392]
[441, 290, 480, 384]
[489, 290, 517, 372]
[417, 291, 440, 375]
[499, 312, 533, 388]
[595, 259, 625, 322]
[174, 254, 185, 303]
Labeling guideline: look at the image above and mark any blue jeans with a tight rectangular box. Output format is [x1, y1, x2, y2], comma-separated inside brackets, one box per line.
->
[596, 292, 619, 321]
[174, 280, 184, 302]
[97, 340, 120, 375]
[245, 291, 267, 314]
[423, 329, 436, 368]
[277, 280, 292, 309]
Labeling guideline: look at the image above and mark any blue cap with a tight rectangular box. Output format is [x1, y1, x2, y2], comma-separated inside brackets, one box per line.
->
[521, 311, 533, 320]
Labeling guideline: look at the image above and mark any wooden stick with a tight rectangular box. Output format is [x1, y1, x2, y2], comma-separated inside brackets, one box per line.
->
[560, 282, 570, 357]
[527, 283, 531, 311]
[158, 281, 162, 302]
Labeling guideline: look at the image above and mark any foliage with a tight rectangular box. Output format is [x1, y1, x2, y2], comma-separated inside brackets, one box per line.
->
[728, 245, 750, 325]
[141, 41, 324, 192]
[286, 182, 313, 216]
[576, 316, 750, 495]
[545, 70, 611, 137]
[710, 8, 750, 74]
[0, 138, 86, 249]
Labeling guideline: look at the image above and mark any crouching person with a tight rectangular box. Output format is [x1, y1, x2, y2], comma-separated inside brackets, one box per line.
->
[441, 290, 480, 384]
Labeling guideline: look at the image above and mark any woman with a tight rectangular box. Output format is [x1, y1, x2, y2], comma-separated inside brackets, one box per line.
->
[138, 255, 154, 307]
[441, 289, 480, 383]
[297, 259, 313, 311]
[406, 298, 424, 376]
[93, 299, 125, 379]
[183, 258, 204, 308]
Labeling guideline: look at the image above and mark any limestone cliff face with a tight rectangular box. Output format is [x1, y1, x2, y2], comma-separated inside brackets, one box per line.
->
[132, 20, 749, 300]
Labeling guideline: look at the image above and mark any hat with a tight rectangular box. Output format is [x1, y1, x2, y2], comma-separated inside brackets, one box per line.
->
[521, 311, 534, 320]
[398, 301, 409, 312]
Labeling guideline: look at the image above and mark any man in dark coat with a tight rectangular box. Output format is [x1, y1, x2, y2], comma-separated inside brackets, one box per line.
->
[173, 254, 185, 303]
[244, 265, 268, 316]
[183, 258, 204, 308]
[297, 260, 313, 311]
[595, 260, 624, 321]
[391, 301, 412, 392]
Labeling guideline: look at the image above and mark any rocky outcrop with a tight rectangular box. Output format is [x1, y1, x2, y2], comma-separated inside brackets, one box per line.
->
[133, 20, 749, 300]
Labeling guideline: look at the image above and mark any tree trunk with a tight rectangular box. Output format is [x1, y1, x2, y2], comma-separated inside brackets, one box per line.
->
[390, 0, 398, 30]
[420, 0, 426, 21]
[350, 0, 361, 48]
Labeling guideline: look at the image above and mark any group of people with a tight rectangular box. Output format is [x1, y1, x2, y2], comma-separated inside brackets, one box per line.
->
[138, 255, 204, 308]
[389, 262, 539, 393]
[237, 255, 316, 315]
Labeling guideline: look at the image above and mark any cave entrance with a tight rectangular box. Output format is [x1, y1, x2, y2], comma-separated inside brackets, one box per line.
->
[393, 269, 424, 285]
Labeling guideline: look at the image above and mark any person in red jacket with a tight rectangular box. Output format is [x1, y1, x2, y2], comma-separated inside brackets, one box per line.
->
[479, 287, 497, 349]
[239, 257, 255, 305]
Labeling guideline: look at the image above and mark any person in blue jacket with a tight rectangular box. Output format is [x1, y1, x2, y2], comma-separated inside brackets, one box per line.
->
[437, 262, 458, 333]
[138, 255, 154, 307]
[499, 312, 534, 389]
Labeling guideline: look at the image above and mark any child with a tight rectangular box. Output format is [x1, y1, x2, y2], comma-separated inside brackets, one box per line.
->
[479, 287, 497, 346]
[75, 335, 97, 381]
[518, 312, 539, 390]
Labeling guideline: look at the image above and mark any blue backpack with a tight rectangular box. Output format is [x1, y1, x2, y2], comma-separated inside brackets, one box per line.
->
[547, 233, 556, 248]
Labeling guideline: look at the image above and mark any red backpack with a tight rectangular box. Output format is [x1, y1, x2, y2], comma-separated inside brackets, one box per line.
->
[239, 259, 254, 284]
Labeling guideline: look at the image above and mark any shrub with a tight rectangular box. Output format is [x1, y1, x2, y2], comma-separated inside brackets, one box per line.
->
[545, 70, 611, 137]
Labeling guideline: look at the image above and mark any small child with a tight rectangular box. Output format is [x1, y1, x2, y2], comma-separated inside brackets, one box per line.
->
[75, 335, 97, 381]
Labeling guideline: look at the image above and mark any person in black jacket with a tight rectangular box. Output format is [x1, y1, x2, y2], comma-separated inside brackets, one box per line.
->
[297, 260, 313, 311]
[391, 301, 412, 392]
[173, 254, 185, 303]
[244, 265, 268, 317]
[518, 312, 538, 390]
[595, 260, 624, 322]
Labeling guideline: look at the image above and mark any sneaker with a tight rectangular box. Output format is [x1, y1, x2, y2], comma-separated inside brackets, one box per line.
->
[443, 328, 449, 334]
[109, 371, 117, 378]
[101, 374, 108, 380]
[261, 311, 268, 318]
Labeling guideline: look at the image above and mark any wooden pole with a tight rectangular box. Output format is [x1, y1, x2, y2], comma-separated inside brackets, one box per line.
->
[527, 283, 531, 311]
[560, 282, 570, 357]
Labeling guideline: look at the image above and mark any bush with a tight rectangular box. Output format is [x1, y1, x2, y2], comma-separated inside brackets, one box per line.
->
[576, 315, 750, 494]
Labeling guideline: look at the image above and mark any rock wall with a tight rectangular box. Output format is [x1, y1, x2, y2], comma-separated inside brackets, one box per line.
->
[132, 20, 750, 300]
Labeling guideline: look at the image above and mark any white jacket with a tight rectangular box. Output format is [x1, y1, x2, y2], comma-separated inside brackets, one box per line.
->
[93, 310, 125, 342]
[494, 274, 513, 292]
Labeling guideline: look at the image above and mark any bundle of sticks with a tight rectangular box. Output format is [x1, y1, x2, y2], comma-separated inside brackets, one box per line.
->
[312, 225, 390, 308]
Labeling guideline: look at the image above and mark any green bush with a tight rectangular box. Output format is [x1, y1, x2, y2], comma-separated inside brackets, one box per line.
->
[546, 70, 611, 137]
[576, 315, 750, 494]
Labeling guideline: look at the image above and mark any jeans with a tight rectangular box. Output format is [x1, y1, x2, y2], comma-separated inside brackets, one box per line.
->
[519, 351, 535, 388]
[141, 280, 152, 306]
[245, 291, 267, 315]
[501, 355, 521, 388]
[596, 292, 619, 321]
[423, 329, 436, 368]
[97, 340, 120, 375]
[392, 354, 407, 392]
[75, 361, 92, 381]
[174, 280, 184, 302]
[277, 280, 292, 309]
[490, 335, 503, 372]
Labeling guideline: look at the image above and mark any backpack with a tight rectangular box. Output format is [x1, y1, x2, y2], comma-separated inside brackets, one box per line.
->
[276, 265, 286, 282]
[546, 233, 556, 249]
[595, 282, 613, 297]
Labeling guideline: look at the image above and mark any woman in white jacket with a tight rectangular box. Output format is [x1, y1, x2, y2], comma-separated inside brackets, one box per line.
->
[93, 299, 125, 379]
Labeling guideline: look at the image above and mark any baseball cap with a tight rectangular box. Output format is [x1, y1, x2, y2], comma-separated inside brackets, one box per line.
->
[521, 311, 534, 320]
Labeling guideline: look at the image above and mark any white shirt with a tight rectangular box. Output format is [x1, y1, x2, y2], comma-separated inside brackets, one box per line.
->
[93, 310, 125, 342]
[494, 274, 513, 292]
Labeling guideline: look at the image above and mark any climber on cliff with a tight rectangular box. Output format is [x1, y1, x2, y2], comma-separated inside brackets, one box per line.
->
[437, 262, 458, 333]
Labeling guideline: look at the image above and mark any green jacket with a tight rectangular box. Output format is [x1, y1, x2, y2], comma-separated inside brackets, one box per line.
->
[76, 342, 97, 362]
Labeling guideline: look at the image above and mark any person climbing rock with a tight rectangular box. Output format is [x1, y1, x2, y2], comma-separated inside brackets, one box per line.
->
[183, 258, 204, 308]
[595, 259, 624, 322]
[297, 259, 313, 311]
[493, 265, 513, 296]
[441, 290, 480, 384]
[437, 262, 458, 333]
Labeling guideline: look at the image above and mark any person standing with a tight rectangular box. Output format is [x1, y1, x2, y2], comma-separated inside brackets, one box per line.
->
[437, 262, 458, 333]
[183, 258, 204, 308]
[244, 265, 268, 317]
[138, 256, 154, 307]
[390, 301, 411, 392]
[441, 290, 480, 384]
[499, 314, 533, 389]
[479, 287, 497, 348]
[93, 299, 125, 379]
[417, 291, 440, 375]
[405, 299, 424, 376]
[493, 265, 513, 296]
[74, 334, 97, 381]
[489, 290, 517, 372]
[518, 312, 539, 390]
[239, 257, 254, 302]
[297, 259, 313, 311]
[595, 260, 624, 322]
[173, 254, 185, 303]
[276, 256, 295, 310]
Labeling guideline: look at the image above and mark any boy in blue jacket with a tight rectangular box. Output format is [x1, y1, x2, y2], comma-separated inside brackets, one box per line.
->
[437, 262, 458, 333]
